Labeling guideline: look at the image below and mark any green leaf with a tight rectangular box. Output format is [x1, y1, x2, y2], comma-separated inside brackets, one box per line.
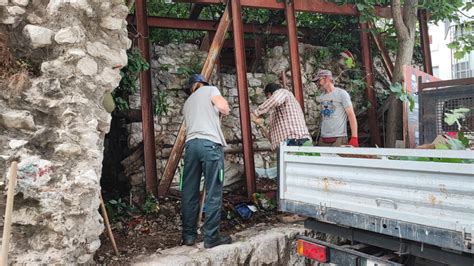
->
[356, 3, 365, 11]
[390, 82, 403, 93]
[454, 51, 466, 60]
[444, 114, 458, 126]
[399, 93, 408, 102]
[446, 137, 466, 150]
[407, 94, 415, 112]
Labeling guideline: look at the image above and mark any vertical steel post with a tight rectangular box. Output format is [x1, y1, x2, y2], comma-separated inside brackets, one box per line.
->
[360, 22, 382, 147]
[231, 0, 256, 198]
[284, 0, 304, 110]
[135, 0, 158, 197]
[418, 10, 433, 75]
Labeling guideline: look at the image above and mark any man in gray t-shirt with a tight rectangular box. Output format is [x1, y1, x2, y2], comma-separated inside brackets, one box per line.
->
[181, 74, 232, 249]
[313, 69, 359, 147]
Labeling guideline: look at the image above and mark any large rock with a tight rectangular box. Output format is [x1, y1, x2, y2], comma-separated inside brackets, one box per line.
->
[133, 224, 309, 265]
[54, 26, 85, 44]
[0, 110, 36, 130]
[23, 24, 54, 48]
[86, 41, 127, 68]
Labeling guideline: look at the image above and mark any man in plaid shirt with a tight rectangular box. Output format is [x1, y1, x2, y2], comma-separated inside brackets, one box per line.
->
[251, 83, 312, 150]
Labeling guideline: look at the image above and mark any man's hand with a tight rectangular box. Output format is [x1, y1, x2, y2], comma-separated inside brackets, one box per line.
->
[251, 112, 264, 126]
[348, 137, 359, 147]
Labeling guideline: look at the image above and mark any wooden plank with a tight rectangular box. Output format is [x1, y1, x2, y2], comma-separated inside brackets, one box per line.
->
[158, 5, 231, 198]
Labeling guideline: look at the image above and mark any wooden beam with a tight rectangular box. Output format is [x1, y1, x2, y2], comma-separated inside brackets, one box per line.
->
[368, 22, 394, 81]
[136, 0, 158, 197]
[231, 0, 256, 199]
[177, 0, 392, 18]
[157, 5, 232, 198]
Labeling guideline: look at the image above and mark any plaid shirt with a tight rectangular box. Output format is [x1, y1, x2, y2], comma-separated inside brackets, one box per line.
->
[254, 89, 311, 149]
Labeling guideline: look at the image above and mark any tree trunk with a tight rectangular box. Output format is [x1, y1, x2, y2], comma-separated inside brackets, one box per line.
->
[386, 0, 418, 147]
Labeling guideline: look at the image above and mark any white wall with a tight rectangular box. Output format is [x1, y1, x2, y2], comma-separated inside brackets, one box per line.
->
[429, 5, 474, 80]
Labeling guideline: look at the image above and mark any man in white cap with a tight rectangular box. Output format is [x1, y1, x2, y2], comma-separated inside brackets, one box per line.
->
[313, 69, 359, 147]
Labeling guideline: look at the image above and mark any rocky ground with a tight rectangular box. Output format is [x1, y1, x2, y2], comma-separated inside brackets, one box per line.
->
[95, 179, 280, 264]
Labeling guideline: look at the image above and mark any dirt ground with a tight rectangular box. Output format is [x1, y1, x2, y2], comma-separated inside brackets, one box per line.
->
[94, 179, 280, 264]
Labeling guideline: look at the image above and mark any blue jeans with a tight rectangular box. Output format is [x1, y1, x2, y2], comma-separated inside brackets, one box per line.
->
[181, 138, 224, 244]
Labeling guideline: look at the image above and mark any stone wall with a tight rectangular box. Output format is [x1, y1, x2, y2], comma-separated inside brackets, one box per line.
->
[0, 0, 130, 263]
[127, 43, 373, 193]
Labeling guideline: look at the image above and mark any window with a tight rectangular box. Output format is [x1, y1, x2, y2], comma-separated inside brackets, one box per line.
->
[432, 66, 440, 77]
[451, 24, 473, 79]
[454, 61, 472, 79]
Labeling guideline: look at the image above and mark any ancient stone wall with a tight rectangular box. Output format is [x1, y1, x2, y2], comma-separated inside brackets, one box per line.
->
[0, 0, 130, 263]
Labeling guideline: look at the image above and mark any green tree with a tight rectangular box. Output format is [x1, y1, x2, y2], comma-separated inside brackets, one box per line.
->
[330, 0, 472, 147]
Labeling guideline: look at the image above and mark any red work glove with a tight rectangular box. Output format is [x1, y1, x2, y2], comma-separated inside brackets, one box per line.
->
[348, 137, 359, 147]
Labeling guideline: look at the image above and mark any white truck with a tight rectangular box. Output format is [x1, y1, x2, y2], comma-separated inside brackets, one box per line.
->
[278, 144, 474, 265]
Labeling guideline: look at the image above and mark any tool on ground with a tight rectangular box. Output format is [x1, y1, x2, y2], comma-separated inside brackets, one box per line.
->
[1, 161, 17, 266]
[99, 194, 119, 256]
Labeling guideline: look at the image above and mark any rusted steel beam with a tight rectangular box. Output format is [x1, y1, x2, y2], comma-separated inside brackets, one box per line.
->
[285, 0, 304, 110]
[360, 22, 382, 147]
[418, 10, 433, 75]
[368, 22, 394, 81]
[280, 71, 287, 88]
[418, 77, 474, 90]
[128, 16, 306, 35]
[157, 5, 231, 198]
[135, 0, 158, 197]
[231, 0, 256, 199]
[177, 0, 392, 18]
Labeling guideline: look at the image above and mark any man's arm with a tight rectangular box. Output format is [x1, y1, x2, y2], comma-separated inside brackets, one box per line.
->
[211, 95, 230, 115]
[253, 90, 286, 117]
[345, 106, 358, 138]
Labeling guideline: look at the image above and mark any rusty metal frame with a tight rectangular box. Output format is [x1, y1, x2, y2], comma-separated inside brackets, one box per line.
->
[231, 0, 256, 198]
[418, 10, 433, 75]
[178, 0, 392, 18]
[127, 15, 310, 35]
[132, 0, 436, 199]
[360, 22, 382, 147]
[285, 0, 304, 110]
[135, 0, 158, 197]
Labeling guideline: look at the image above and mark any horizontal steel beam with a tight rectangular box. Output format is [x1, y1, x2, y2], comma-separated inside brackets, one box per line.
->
[177, 0, 392, 18]
[128, 15, 309, 35]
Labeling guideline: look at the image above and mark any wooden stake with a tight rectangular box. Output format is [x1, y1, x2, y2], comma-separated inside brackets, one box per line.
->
[99, 194, 119, 256]
[1, 162, 18, 266]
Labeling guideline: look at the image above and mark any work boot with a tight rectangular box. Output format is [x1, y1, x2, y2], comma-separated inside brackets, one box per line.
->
[182, 238, 196, 246]
[204, 235, 232, 249]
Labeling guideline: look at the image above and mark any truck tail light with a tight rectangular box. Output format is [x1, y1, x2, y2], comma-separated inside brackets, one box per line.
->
[296, 239, 328, 262]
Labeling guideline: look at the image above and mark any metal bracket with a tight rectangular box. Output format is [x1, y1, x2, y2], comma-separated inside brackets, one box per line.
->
[375, 198, 398, 209]
[318, 202, 327, 217]
[462, 226, 473, 247]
